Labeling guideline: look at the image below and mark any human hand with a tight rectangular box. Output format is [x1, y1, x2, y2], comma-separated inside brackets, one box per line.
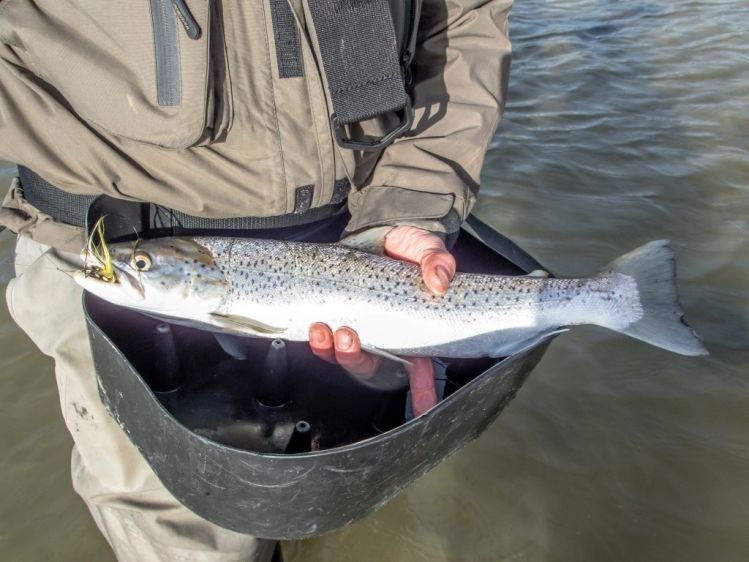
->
[308, 226, 456, 417]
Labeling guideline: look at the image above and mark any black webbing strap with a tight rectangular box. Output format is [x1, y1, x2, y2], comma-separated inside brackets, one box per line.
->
[270, 0, 303, 78]
[19, 167, 98, 227]
[153, 201, 345, 232]
[308, 0, 415, 150]
[309, 0, 406, 124]
[17, 167, 347, 235]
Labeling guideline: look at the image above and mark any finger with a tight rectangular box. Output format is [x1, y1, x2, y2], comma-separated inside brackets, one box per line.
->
[384, 226, 446, 265]
[334, 327, 381, 378]
[384, 226, 456, 295]
[420, 249, 456, 295]
[406, 357, 438, 417]
[308, 323, 336, 364]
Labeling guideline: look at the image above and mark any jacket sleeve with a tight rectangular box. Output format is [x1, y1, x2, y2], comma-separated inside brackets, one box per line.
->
[344, 0, 513, 236]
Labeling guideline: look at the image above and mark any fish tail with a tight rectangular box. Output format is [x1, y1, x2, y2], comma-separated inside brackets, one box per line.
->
[601, 240, 708, 356]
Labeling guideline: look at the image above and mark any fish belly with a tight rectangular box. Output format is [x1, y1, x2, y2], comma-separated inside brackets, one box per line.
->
[223, 294, 561, 358]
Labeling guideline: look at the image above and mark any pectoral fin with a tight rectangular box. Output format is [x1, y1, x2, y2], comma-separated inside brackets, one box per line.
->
[213, 333, 252, 360]
[209, 313, 285, 336]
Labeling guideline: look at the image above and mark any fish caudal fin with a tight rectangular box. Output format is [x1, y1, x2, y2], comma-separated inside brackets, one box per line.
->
[603, 240, 708, 356]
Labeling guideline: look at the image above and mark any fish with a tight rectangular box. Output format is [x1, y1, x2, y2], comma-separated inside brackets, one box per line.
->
[73, 235, 708, 359]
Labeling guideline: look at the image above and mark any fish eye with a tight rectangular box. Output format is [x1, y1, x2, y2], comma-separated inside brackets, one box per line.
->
[132, 251, 153, 272]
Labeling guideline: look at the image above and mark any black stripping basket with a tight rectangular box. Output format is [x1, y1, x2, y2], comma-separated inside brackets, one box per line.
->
[83, 216, 553, 539]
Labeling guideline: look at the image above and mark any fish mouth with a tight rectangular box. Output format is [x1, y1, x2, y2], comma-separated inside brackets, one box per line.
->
[88, 270, 117, 283]
[74, 262, 145, 304]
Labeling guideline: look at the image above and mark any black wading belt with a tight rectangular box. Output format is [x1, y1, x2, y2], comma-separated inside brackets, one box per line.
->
[17, 166, 348, 239]
[307, 0, 420, 150]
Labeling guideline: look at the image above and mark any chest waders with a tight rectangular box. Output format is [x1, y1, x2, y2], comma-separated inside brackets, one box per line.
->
[16, 0, 555, 541]
[80, 212, 554, 540]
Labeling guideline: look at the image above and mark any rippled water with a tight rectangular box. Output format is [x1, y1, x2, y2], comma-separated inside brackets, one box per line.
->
[2, 0, 748, 560]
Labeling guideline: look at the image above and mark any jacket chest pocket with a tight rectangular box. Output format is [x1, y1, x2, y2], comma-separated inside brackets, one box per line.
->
[1, 0, 231, 149]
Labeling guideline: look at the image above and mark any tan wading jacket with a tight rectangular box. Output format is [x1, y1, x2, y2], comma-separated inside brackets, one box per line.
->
[0, 0, 512, 252]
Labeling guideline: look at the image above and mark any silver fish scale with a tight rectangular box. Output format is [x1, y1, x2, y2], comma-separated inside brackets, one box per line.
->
[203, 237, 435, 309]
[191, 237, 635, 356]
[199, 237, 555, 312]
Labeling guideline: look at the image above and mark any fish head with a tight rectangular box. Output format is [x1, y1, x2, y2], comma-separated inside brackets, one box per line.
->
[74, 237, 227, 317]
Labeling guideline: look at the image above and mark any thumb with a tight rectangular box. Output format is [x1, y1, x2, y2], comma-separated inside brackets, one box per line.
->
[384, 226, 455, 295]
[420, 248, 456, 295]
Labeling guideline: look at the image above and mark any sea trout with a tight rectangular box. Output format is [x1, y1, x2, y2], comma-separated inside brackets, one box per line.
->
[74, 236, 707, 358]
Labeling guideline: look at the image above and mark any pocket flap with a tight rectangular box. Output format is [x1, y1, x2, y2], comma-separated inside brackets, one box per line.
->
[1, 1, 214, 149]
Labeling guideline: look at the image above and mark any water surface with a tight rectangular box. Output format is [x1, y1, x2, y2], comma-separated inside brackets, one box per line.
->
[1, 1, 747, 560]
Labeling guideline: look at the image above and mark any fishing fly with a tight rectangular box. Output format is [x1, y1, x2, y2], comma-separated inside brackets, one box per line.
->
[83, 217, 117, 283]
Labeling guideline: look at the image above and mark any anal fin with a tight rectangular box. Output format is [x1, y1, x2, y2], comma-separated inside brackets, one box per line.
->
[361, 344, 413, 366]
[494, 328, 569, 357]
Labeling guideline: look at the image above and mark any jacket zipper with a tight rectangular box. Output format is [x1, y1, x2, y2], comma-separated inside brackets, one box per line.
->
[401, 0, 420, 87]
[151, 0, 201, 107]
[401, 0, 418, 63]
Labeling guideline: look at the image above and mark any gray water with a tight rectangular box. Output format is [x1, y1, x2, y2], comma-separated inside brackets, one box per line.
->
[1, 0, 748, 560]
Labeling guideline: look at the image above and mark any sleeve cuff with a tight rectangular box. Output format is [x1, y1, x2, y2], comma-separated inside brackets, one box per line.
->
[344, 185, 463, 236]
